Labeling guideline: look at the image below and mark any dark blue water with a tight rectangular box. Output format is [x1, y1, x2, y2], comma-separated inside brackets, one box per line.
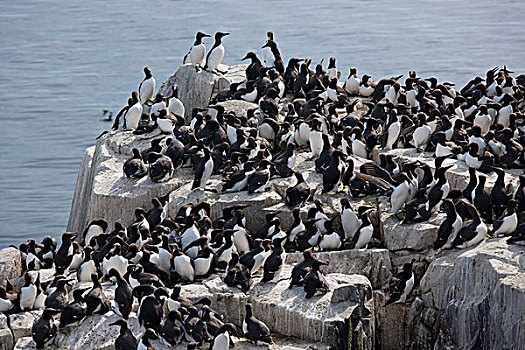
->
[1, 0, 524, 248]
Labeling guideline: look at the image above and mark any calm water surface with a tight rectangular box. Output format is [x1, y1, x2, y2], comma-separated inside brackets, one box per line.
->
[1, 0, 524, 247]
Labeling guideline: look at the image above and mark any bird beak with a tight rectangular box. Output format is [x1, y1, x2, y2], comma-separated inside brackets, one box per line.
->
[223, 32, 230, 36]
[241, 54, 249, 61]
[203, 33, 211, 37]
[261, 42, 269, 49]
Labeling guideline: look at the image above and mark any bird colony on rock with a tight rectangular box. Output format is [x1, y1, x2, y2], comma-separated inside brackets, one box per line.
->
[3, 30, 525, 350]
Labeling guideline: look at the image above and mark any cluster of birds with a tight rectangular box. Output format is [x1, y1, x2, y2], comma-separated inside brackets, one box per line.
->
[2, 196, 318, 349]
[4, 30, 525, 349]
[115, 30, 525, 250]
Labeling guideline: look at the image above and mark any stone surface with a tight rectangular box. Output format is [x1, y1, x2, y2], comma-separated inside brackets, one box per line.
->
[8, 311, 42, 343]
[179, 266, 374, 350]
[0, 314, 14, 350]
[158, 64, 246, 122]
[0, 247, 22, 289]
[13, 337, 34, 350]
[67, 131, 185, 234]
[250, 270, 374, 350]
[168, 178, 283, 234]
[216, 99, 258, 117]
[54, 312, 128, 350]
[286, 249, 392, 290]
[419, 238, 525, 350]
[379, 196, 443, 252]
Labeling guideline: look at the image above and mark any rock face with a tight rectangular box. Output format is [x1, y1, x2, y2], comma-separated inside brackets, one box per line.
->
[8, 311, 42, 343]
[0, 314, 14, 350]
[0, 247, 22, 288]
[285, 249, 392, 290]
[177, 267, 374, 349]
[158, 64, 246, 122]
[419, 238, 525, 350]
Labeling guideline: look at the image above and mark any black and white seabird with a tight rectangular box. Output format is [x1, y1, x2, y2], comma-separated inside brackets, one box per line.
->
[322, 150, 346, 193]
[135, 286, 168, 331]
[148, 152, 174, 183]
[247, 159, 273, 194]
[54, 232, 77, 270]
[124, 91, 143, 130]
[340, 198, 361, 241]
[159, 310, 184, 346]
[261, 237, 286, 282]
[224, 252, 251, 293]
[242, 51, 262, 81]
[32, 308, 60, 349]
[285, 172, 311, 207]
[184, 31, 211, 69]
[192, 146, 214, 190]
[388, 260, 415, 304]
[0, 286, 14, 313]
[353, 210, 374, 249]
[303, 260, 329, 298]
[289, 249, 318, 289]
[261, 38, 284, 74]
[124, 148, 148, 179]
[205, 32, 230, 73]
[110, 319, 138, 350]
[452, 203, 488, 248]
[433, 199, 463, 250]
[243, 303, 273, 345]
[19, 273, 37, 311]
[210, 323, 237, 350]
[492, 199, 518, 237]
[59, 287, 89, 328]
[108, 268, 133, 320]
[138, 67, 155, 105]
[85, 274, 111, 316]
[45, 278, 71, 311]
[138, 328, 159, 350]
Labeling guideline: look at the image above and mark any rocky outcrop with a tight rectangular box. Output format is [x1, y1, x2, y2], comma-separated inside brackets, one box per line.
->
[419, 238, 525, 350]
[158, 64, 246, 122]
[0, 62, 520, 350]
[67, 66, 250, 235]
[285, 249, 392, 290]
[176, 267, 375, 349]
[0, 248, 22, 289]
[8, 311, 41, 343]
[0, 314, 14, 350]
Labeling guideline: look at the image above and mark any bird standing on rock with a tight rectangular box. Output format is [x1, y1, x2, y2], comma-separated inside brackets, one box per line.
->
[388, 260, 415, 304]
[184, 31, 211, 69]
[205, 32, 230, 73]
[243, 303, 273, 345]
[138, 67, 155, 105]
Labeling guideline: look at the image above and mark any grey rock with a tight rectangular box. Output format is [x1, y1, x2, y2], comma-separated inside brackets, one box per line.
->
[158, 64, 246, 122]
[419, 238, 525, 349]
[13, 337, 35, 350]
[0, 314, 14, 350]
[8, 311, 42, 343]
[379, 196, 443, 252]
[215, 99, 258, 118]
[67, 132, 184, 235]
[0, 247, 22, 289]
[285, 249, 392, 289]
[249, 269, 374, 349]
[168, 178, 283, 234]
